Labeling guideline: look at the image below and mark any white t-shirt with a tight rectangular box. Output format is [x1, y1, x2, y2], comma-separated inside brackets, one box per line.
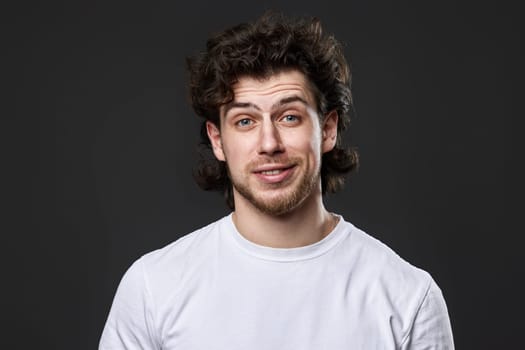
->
[100, 214, 454, 349]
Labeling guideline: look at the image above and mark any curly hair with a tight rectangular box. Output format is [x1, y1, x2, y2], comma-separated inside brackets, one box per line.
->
[187, 12, 359, 210]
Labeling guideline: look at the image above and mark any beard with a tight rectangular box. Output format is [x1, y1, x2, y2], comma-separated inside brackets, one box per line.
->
[227, 156, 321, 216]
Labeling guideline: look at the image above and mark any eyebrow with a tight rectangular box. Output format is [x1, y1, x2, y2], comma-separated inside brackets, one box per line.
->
[222, 95, 309, 116]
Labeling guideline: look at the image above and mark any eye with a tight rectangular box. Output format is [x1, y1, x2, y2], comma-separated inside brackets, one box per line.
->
[281, 114, 299, 123]
[235, 118, 253, 127]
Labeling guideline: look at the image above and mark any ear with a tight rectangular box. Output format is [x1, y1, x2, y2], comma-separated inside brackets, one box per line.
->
[206, 121, 225, 161]
[321, 110, 338, 153]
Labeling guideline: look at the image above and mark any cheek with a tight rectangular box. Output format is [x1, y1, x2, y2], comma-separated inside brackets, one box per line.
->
[285, 124, 320, 146]
[305, 131, 323, 155]
[288, 136, 322, 166]
[221, 137, 251, 165]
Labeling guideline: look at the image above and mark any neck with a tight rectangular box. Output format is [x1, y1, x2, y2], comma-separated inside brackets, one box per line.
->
[232, 186, 337, 248]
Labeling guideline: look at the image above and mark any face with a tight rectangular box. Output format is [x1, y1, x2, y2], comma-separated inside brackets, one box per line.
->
[207, 70, 338, 216]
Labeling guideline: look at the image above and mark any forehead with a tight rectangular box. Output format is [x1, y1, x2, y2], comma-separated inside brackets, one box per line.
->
[230, 70, 316, 107]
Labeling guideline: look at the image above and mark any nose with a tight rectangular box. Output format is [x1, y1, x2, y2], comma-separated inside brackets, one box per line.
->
[257, 120, 284, 155]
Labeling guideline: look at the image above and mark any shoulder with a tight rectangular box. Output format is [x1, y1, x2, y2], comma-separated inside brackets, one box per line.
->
[341, 220, 432, 289]
[338, 219, 453, 346]
[100, 217, 229, 347]
[340, 221, 433, 319]
[117, 216, 227, 301]
[140, 216, 227, 277]
[142, 217, 224, 265]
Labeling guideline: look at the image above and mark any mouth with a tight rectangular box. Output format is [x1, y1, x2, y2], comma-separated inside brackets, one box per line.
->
[259, 169, 288, 175]
[252, 164, 296, 184]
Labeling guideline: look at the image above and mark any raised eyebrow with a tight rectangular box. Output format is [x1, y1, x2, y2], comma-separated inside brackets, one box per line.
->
[223, 96, 309, 116]
[272, 96, 309, 110]
[222, 102, 262, 116]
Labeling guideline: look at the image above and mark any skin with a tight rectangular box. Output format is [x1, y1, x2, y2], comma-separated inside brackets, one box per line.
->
[207, 69, 339, 248]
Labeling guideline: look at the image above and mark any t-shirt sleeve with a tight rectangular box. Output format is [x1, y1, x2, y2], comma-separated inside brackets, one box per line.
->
[401, 279, 455, 350]
[99, 258, 160, 350]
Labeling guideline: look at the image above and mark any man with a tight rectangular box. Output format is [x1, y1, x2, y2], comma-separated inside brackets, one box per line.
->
[100, 12, 454, 349]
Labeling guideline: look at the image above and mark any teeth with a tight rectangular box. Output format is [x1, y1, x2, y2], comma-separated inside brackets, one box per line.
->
[261, 169, 282, 175]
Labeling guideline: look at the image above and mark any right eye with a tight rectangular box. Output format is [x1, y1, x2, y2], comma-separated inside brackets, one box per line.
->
[236, 118, 253, 127]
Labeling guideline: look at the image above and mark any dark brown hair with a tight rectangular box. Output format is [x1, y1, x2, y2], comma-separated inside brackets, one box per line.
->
[187, 12, 359, 209]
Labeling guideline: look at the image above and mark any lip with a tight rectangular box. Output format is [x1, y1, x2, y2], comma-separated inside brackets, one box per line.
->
[252, 164, 296, 184]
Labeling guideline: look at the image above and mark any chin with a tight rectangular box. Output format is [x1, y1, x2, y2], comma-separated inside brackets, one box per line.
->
[250, 190, 311, 216]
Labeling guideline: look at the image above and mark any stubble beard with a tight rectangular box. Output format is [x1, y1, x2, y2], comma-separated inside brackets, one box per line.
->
[228, 157, 321, 217]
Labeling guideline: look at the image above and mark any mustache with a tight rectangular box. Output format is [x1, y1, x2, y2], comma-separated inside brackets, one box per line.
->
[245, 156, 302, 170]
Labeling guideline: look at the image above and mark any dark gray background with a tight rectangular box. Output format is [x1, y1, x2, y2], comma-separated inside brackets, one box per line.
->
[4, 0, 520, 348]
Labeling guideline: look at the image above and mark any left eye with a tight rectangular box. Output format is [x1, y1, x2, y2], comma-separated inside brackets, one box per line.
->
[282, 115, 298, 122]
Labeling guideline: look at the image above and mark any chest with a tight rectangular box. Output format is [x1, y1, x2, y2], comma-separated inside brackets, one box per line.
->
[157, 257, 403, 349]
